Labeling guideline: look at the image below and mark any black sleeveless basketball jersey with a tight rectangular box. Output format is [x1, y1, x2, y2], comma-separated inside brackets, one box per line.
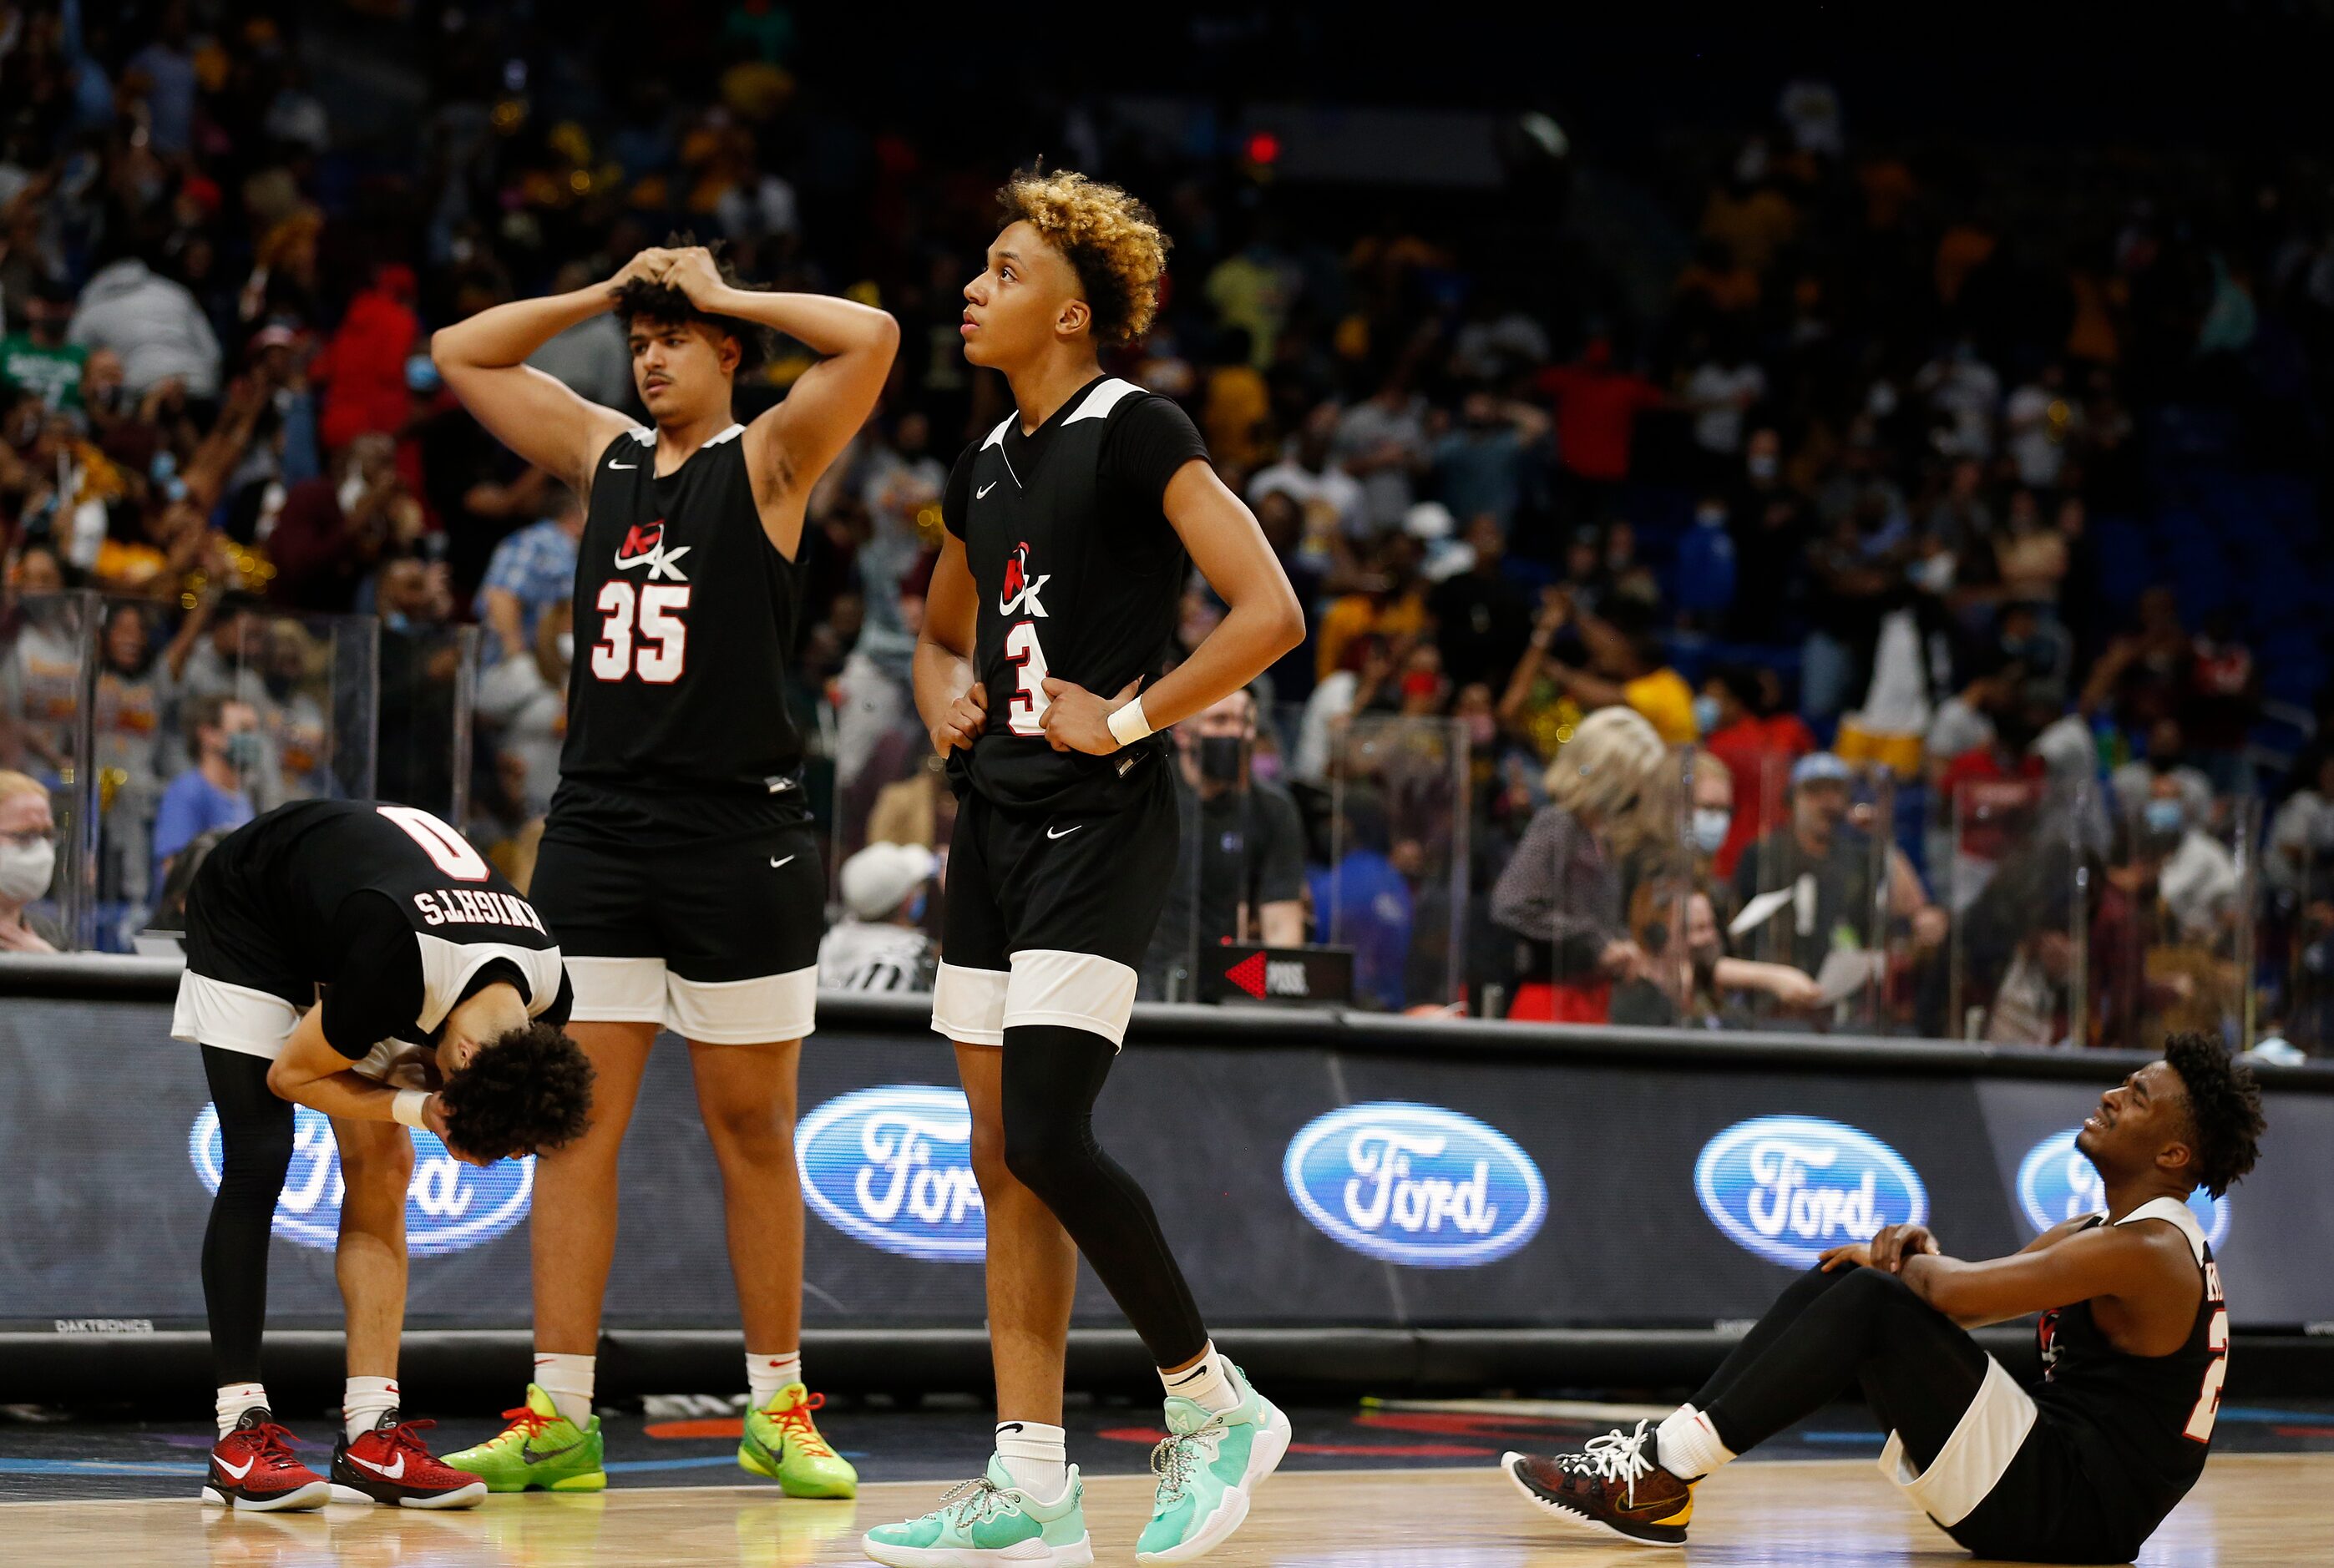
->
[558, 423, 805, 803]
[2030, 1197, 2225, 1549]
[187, 799, 567, 1052]
[951, 377, 1190, 809]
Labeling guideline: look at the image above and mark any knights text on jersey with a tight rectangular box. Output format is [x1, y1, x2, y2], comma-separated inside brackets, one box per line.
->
[559, 423, 806, 802]
[943, 376, 1206, 808]
[183, 800, 568, 1058]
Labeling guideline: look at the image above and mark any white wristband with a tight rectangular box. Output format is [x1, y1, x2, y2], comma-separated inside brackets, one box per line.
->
[392, 1090, 431, 1129]
[1106, 696, 1153, 748]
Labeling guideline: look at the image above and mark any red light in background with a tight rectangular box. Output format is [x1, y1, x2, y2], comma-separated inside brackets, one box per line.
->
[1246, 132, 1281, 165]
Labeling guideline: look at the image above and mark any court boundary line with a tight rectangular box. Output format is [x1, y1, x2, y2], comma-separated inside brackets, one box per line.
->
[0, 1449, 2317, 1508]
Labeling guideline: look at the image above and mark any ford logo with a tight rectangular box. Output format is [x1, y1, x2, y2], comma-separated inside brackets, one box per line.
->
[189, 1104, 532, 1257]
[2016, 1129, 2229, 1250]
[1283, 1101, 1546, 1267]
[1695, 1115, 1928, 1268]
[796, 1085, 985, 1262]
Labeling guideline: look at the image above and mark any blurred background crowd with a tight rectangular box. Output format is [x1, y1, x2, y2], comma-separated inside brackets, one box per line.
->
[3, 3, 2332, 1055]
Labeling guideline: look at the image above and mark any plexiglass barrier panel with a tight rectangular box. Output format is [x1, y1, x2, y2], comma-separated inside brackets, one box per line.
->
[1326, 714, 1468, 1013]
[1946, 776, 2088, 1044]
[0, 591, 98, 950]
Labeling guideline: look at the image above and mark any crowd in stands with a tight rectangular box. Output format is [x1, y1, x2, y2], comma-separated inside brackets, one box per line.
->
[3, 5, 2331, 1054]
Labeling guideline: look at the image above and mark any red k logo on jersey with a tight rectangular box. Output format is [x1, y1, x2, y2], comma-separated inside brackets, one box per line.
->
[615, 520, 692, 582]
[999, 539, 1051, 618]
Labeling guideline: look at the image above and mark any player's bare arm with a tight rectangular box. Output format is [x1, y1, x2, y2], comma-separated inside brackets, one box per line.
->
[428, 250, 659, 493]
[653, 245, 899, 559]
[265, 1009, 480, 1160]
[1038, 460, 1304, 754]
[914, 532, 986, 755]
[1888, 1222, 2201, 1351]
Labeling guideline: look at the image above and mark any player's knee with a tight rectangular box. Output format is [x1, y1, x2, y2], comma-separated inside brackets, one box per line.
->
[1000, 1115, 1088, 1201]
[700, 1097, 792, 1159]
[338, 1127, 414, 1185]
[220, 1110, 296, 1186]
[967, 1113, 1012, 1196]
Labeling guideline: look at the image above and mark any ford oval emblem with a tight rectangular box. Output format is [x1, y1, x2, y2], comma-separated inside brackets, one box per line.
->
[1283, 1101, 1546, 1267]
[796, 1085, 985, 1262]
[2015, 1129, 2228, 1250]
[1695, 1115, 1927, 1268]
[189, 1103, 532, 1257]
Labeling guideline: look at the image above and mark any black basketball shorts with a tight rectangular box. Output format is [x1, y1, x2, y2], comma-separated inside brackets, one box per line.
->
[531, 784, 827, 1044]
[931, 760, 1180, 1050]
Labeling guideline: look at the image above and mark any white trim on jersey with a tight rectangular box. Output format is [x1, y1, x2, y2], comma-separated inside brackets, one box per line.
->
[980, 413, 1015, 451]
[703, 422, 747, 447]
[1877, 1355, 2038, 1528]
[1003, 947, 1139, 1048]
[170, 971, 301, 1060]
[625, 426, 654, 446]
[621, 423, 744, 450]
[2113, 1196, 2209, 1264]
[565, 954, 817, 1043]
[1062, 377, 1142, 424]
[413, 934, 567, 1034]
[931, 959, 1010, 1046]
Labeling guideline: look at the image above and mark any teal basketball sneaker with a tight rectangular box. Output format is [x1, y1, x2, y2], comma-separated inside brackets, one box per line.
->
[861, 1455, 1093, 1567]
[1135, 1363, 1291, 1565]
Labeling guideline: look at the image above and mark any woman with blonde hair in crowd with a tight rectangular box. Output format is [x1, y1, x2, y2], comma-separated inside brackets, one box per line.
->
[0, 771, 60, 953]
[1490, 705, 1671, 1021]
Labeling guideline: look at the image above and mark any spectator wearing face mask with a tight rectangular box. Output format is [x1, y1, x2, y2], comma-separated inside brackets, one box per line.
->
[1732, 751, 1946, 975]
[818, 842, 938, 994]
[154, 694, 259, 887]
[0, 771, 62, 952]
[1697, 664, 1815, 878]
[1147, 686, 1309, 997]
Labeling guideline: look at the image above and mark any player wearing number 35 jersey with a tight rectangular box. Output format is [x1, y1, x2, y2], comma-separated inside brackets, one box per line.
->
[431, 240, 894, 1494]
[1504, 1031, 2265, 1564]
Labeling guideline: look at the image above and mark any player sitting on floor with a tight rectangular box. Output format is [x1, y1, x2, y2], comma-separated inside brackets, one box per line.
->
[1503, 1031, 2262, 1563]
[175, 801, 593, 1511]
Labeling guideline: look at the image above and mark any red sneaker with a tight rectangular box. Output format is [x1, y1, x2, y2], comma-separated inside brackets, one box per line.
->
[329, 1413, 488, 1509]
[203, 1409, 329, 1511]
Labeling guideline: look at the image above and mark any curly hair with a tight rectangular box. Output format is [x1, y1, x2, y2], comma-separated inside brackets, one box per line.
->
[2161, 1030, 2265, 1198]
[995, 167, 1170, 345]
[438, 1020, 595, 1163]
[610, 234, 774, 372]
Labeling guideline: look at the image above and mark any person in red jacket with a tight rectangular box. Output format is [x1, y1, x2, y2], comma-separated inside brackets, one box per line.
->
[316, 264, 419, 452]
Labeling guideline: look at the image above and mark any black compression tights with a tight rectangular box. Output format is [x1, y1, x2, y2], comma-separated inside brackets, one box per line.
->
[1691, 1263, 1990, 1470]
[200, 1046, 295, 1386]
[999, 1024, 1208, 1369]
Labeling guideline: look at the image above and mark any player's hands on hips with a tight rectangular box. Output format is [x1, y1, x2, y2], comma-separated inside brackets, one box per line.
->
[1867, 1222, 1939, 1273]
[931, 680, 986, 756]
[422, 1095, 493, 1167]
[1039, 676, 1139, 755]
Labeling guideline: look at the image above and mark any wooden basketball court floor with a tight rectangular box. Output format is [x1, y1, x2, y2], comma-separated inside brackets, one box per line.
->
[8, 1454, 2328, 1566]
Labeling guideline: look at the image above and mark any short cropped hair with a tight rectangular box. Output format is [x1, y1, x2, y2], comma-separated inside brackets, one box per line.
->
[438, 1019, 595, 1162]
[2161, 1030, 2265, 1199]
[610, 235, 774, 373]
[996, 167, 1169, 345]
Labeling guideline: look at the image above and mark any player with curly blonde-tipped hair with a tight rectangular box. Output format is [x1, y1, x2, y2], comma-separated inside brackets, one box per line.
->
[863, 169, 1307, 1568]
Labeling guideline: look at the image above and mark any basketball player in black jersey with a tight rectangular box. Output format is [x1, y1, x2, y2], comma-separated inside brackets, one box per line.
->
[171, 800, 590, 1512]
[429, 243, 891, 1495]
[863, 170, 1305, 1568]
[1505, 1032, 2265, 1562]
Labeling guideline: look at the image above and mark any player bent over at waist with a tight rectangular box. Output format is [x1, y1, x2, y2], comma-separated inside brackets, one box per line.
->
[172, 801, 591, 1510]
[1502, 1031, 2262, 1563]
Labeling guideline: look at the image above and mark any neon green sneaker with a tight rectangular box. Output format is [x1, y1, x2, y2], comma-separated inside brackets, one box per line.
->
[1135, 1364, 1292, 1565]
[862, 1456, 1093, 1567]
[738, 1382, 857, 1497]
[439, 1384, 606, 1494]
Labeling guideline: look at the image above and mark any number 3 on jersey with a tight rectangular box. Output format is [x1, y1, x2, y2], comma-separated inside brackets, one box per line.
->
[592, 580, 691, 684]
[1004, 620, 1051, 737]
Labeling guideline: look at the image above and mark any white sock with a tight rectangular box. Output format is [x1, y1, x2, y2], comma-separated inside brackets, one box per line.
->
[533, 1352, 595, 1429]
[215, 1382, 268, 1439]
[1654, 1404, 1736, 1480]
[343, 1376, 401, 1441]
[747, 1349, 802, 1410]
[995, 1419, 1068, 1504]
[1161, 1343, 1243, 1414]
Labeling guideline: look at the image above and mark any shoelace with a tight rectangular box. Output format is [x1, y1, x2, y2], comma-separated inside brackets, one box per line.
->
[1147, 1419, 1224, 1505]
[1555, 1420, 1659, 1507]
[933, 1474, 1021, 1526]
[372, 1418, 440, 1459]
[250, 1423, 306, 1470]
[765, 1389, 836, 1459]
[494, 1404, 556, 1446]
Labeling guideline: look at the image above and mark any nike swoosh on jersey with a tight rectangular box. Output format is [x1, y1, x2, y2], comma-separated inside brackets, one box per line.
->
[609, 459, 638, 469]
[215, 1454, 256, 1480]
[770, 855, 796, 868]
[977, 481, 997, 498]
[1045, 825, 1082, 840]
[348, 1451, 406, 1479]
